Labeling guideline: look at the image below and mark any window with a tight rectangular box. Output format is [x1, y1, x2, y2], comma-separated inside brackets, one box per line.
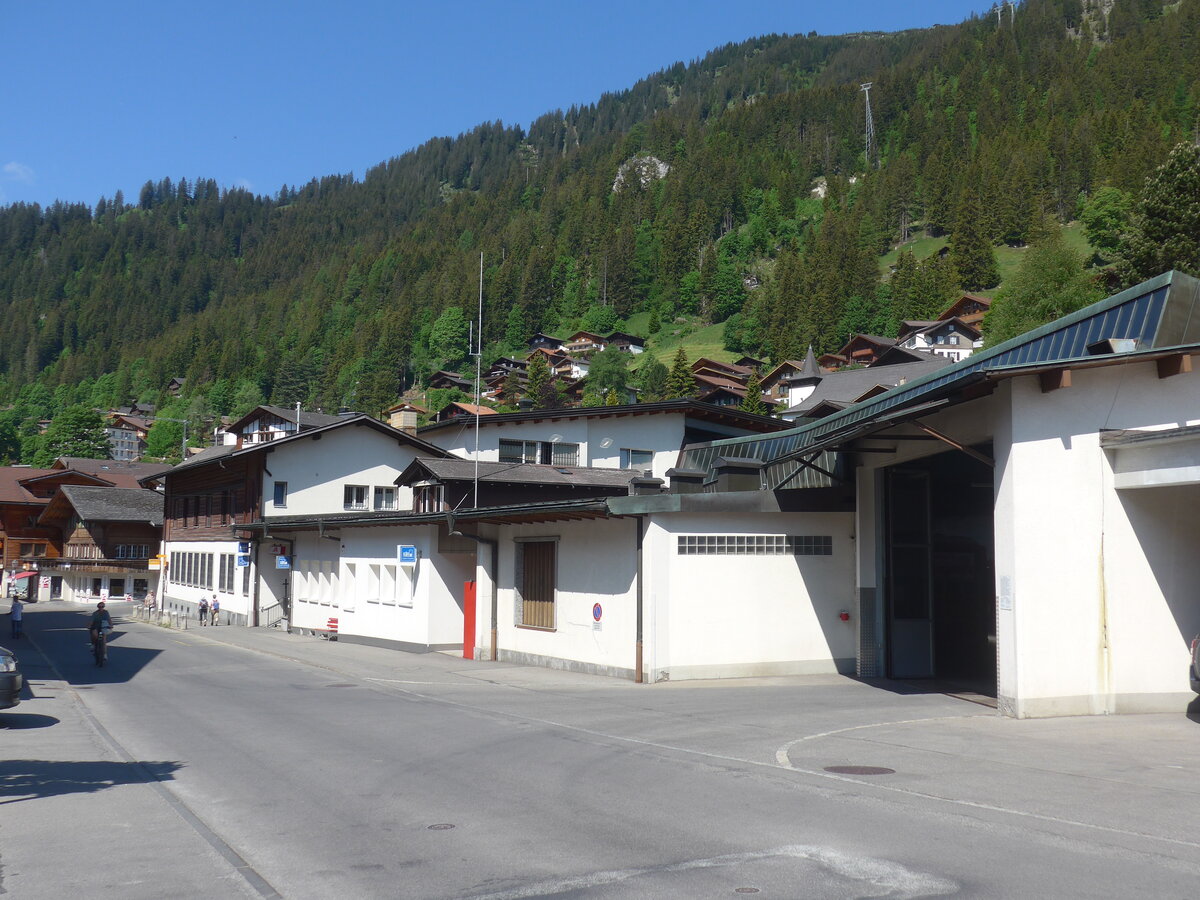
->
[676, 535, 832, 556]
[499, 439, 538, 464]
[344, 484, 368, 510]
[499, 438, 579, 466]
[374, 486, 397, 510]
[218, 553, 235, 592]
[114, 544, 149, 559]
[516, 539, 557, 629]
[414, 483, 444, 514]
[935, 334, 946, 344]
[619, 449, 654, 471]
[19, 543, 45, 557]
[949, 335, 959, 345]
[273, 481, 288, 508]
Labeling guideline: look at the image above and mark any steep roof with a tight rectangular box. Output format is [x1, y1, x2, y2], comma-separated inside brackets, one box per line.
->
[149, 414, 454, 481]
[53, 458, 171, 488]
[417, 399, 788, 436]
[225, 404, 344, 434]
[683, 270, 1200, 488]
[398, 458, 642, 489]
[43, 485, 164, 526]
[783, 356, 954, 418]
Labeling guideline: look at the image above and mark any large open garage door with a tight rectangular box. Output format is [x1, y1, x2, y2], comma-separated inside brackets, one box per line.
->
[884, 446, 996, 694]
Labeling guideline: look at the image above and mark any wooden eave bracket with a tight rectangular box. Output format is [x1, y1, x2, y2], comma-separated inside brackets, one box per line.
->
[1039, 368, 1071, 393]
[912, 421, 994, 468]
[1156, 353, 1193, 379]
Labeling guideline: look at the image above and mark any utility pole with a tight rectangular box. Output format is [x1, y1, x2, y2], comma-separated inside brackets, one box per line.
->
[861, 83, 879, 171]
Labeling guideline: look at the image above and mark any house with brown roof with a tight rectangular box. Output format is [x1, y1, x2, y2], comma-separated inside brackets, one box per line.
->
[36, 485, 163, 603]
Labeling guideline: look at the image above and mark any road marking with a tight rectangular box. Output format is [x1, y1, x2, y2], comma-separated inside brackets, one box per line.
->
[363, 679, 1200, 854]
[365, 677, 463, 686]
[23, 630, 283, 899]
[460, 844, 957, 899]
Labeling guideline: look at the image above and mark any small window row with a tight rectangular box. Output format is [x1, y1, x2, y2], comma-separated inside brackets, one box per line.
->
[676, 535, 833, 556]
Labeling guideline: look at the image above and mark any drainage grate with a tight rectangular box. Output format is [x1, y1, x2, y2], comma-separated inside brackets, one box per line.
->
[735, 889, 761, 895]
[823, 765, 895, 776]
[325, 683, 357, 688]
[427, 823, 455, 831]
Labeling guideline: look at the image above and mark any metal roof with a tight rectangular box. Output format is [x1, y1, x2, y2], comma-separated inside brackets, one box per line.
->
[679, 271, 1200, 482]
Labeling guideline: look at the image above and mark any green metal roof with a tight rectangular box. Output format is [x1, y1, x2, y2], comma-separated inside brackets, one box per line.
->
[679, 270, 1200, 482]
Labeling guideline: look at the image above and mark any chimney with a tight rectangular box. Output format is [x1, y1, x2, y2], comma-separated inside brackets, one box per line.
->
[665, 467, 706, 494]
[388, 406, 420, 435]
[628, 475, 665, 496]
[709, 456, 766, 493]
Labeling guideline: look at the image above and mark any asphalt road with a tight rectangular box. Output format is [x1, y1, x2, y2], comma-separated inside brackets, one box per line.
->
[3, 601, 1200, 899]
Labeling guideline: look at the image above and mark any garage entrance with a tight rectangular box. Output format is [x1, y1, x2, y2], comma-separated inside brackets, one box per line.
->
[884, 446, 996, 694]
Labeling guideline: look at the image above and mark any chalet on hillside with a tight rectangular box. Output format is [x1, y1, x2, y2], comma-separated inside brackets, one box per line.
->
[222, 405, 344, 447]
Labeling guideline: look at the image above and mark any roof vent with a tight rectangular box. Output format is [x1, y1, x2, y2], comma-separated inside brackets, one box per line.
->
[1086, 338, 1139, 356]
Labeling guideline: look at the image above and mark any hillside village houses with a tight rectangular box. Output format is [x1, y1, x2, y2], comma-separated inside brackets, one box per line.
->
[138, 271, 1200, 718]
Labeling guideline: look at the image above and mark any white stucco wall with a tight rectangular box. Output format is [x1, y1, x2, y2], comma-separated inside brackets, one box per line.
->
[262, 425, 429, 516]
[646, 511, 857, 680]
[494, 517, 639, 676]
[1000, 360, 1200, 716]
[423, 414, 688, 479]
[289, 525, 470, 650]
[161, 538, 252, 621]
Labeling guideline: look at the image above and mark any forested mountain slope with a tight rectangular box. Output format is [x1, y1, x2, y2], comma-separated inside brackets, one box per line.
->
[1, 0, 1197, 426]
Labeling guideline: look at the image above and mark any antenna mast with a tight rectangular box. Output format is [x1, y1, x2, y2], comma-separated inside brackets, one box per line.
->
[473, 252, 483, 508]
[860, 83, 879, 171]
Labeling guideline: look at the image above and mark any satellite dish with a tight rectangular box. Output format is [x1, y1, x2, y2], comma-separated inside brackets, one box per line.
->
[549, 433, 563, 444]
[599, 437, 614, 449]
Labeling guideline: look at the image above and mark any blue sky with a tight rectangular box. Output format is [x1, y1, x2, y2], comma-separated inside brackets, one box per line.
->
[2, 1, 989, 208]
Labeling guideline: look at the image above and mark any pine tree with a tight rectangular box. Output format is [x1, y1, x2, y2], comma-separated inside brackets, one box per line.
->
[635, 356, 669, 402]
[1117, 142, 1200, 285]
[604, 388, 620, 406]
[739, 371, 769, 416]
[525, 353, 553, 409]
[665, 347, 694, 399]
[949, 191, 1000, 291]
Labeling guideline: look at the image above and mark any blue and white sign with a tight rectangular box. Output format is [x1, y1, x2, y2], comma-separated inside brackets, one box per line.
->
[236, 554, 250, 568]
[399, 545, 418, 565]
[275, 555, 291, 570]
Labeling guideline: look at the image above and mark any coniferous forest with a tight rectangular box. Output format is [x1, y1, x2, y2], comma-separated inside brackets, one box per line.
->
[1, 0, 1199, 461]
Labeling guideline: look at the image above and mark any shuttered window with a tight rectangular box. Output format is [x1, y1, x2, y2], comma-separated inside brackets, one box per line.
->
[516, 539, 557, 629]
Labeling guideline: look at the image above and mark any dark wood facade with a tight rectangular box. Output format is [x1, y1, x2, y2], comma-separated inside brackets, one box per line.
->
[162, 454, 262, 543]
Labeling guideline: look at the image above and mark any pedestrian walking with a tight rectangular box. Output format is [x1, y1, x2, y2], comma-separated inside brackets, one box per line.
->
[211, 594, 220, 626]
[198, 595, 209, 626]
[9, 597, 22, 639]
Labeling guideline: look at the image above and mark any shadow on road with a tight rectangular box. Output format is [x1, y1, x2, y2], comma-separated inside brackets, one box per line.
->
[0, 714, 60, 730]
[1186, 696, 1200, 723]
[0, 759, 182, 804]
[19, 607, 163, 686]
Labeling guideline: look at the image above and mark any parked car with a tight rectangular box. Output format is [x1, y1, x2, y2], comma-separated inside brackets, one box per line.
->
[0, 645, 21, 710]
[1190, 635, 1200, 695]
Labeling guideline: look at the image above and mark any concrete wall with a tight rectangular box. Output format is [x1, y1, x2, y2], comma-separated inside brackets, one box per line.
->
[646, 511, 857, 681]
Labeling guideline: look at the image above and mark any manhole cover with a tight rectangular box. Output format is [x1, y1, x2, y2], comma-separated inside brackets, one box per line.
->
[325, 683, 357, 688]
[427, 823, 455, 831]
[824, 765, 895, 776]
